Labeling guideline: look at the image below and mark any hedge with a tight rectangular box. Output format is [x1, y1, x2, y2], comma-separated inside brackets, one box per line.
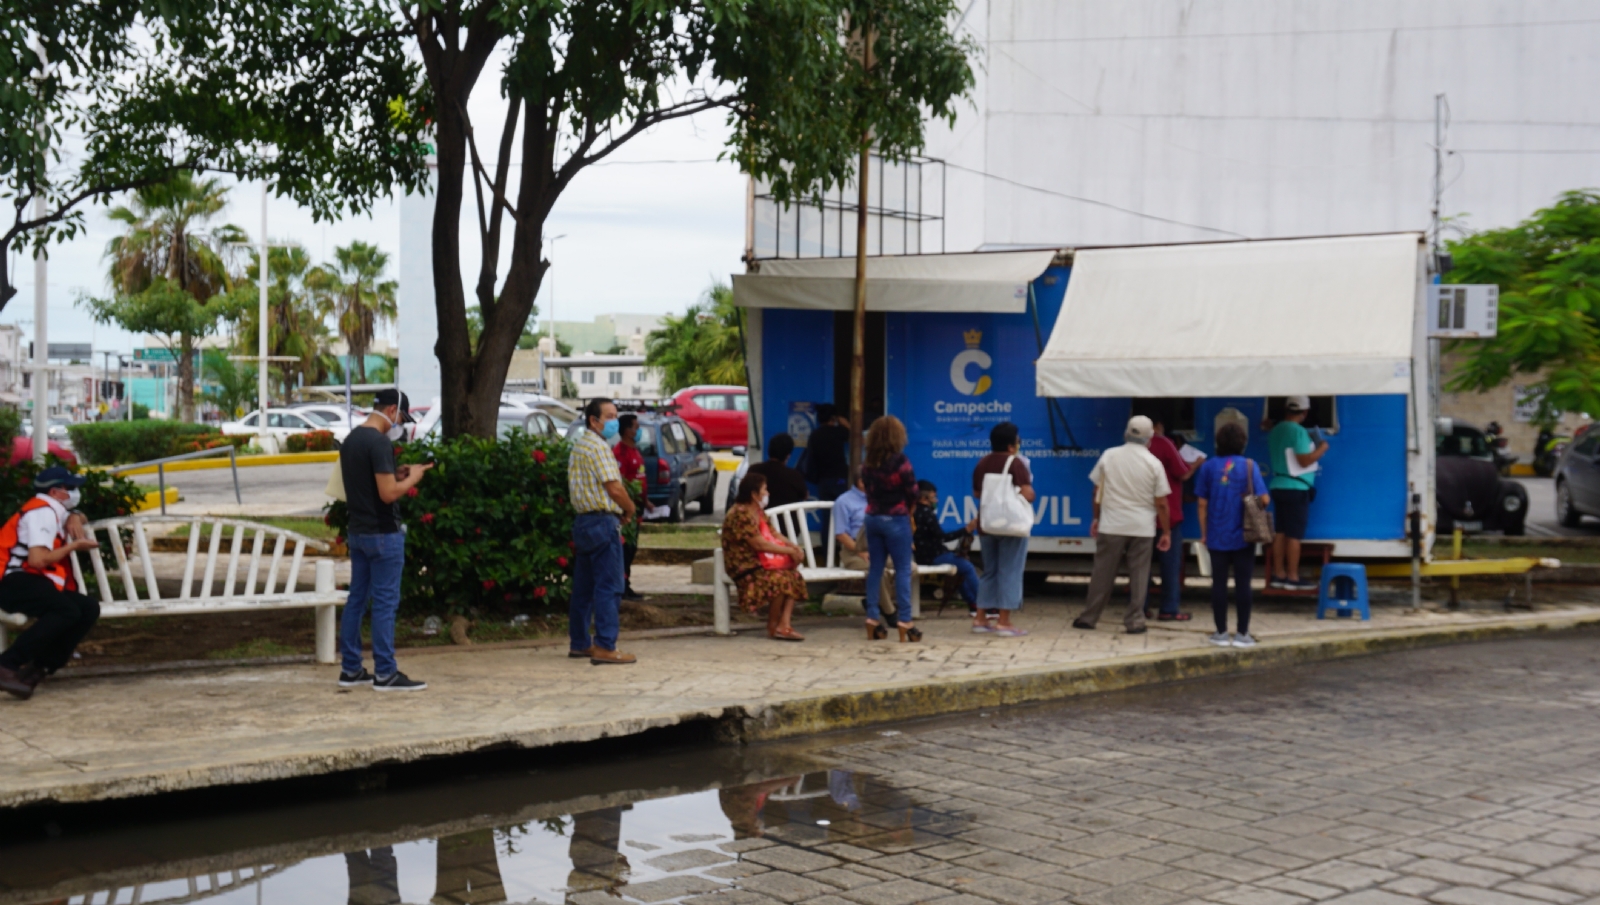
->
[66, 421, 234, 465]
[285, 430, 337, 453]
[325, 428, 577, 618]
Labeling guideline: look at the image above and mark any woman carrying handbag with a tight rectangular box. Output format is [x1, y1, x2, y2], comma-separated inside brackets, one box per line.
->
[1193, 422, 1271, 649]
[971, 422, 1036, 637]
[720, 472, 809, 641]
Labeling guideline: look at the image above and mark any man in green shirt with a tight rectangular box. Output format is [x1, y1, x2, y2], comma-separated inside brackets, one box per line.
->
[1268, 396, 1329, 589]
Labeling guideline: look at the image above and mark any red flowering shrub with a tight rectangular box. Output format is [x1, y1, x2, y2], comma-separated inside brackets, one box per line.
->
[325, 428, 573, 618]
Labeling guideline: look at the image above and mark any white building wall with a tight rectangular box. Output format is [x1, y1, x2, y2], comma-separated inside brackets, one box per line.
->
[926, 1, 1600, 248]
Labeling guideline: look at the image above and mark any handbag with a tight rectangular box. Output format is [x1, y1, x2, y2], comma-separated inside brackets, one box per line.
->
[756, 516, 796, 571]
[980, 455, 1034, 537]
[1241, 458, 1275, 545]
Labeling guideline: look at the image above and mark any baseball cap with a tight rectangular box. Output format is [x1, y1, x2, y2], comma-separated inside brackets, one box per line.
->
[34, 466, 86, 491]
[1126, 415, 1154, 440]
[1285, 395, 1312, 413]
[373, 388, 414, 423]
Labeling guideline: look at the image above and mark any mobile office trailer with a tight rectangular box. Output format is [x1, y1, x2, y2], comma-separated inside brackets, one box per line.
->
[732, 233, 1436, 570]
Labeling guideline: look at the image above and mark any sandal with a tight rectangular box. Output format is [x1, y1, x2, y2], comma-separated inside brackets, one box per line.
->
[865, 620, 888, 641]
[898, 625, 923, 643]
[771, 629, 805, 642]
[994, 626, 1029, 637]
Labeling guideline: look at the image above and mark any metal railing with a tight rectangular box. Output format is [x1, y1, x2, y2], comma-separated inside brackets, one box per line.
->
[110, 445, 242, 514]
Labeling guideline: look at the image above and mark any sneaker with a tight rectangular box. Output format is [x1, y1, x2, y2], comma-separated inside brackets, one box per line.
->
[1072, 620, 1096, 631]
[1290, 579, 1318, 591]
[338, 667, 375, 688]
[622, 588, 645, 602]
[0, 665, 34, 700]
[373, 671, 428, 691]
[1207, 632, 1233, 647]
[1231, 633, 1258, 649]
[1267, 577, 1290, 590]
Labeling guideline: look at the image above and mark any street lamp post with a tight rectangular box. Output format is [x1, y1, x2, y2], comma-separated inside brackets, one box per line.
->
[542, 233, 566, 395]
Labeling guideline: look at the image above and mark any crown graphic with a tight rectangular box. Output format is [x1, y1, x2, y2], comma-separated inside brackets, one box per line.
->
[963, 329, 982, 348]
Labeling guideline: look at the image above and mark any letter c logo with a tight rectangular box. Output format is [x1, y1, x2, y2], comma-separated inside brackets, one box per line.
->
[950, 349, 992, 396]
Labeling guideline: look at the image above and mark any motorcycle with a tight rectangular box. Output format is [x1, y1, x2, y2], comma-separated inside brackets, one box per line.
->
[1535, 427, 1570, 477]
[1484, 421, 1519, 476]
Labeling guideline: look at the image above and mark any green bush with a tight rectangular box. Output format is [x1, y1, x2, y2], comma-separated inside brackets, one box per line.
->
[0, 407, 21, 454]
[325, 429, 575, 618]
[66, 421, 220, 465]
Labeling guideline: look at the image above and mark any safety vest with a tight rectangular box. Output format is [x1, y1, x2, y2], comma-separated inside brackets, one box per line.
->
[0, 496, 74, 591]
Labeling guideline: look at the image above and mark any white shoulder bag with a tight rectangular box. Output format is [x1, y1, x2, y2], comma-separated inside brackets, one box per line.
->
[979, 455, 1033, 537]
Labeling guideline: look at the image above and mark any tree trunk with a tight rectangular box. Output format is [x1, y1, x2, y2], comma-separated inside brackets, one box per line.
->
[430, 62, 480, 438]
[849, 140, 870, 474]
[178, 334, 196, 422]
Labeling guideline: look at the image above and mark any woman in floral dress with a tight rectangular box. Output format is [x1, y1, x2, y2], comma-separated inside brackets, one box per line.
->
[721, 472, 808, 641]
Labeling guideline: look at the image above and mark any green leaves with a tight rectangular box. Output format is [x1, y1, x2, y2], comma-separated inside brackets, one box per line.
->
[644, 282, 746, 393]
[1445, 190, 1600, 422]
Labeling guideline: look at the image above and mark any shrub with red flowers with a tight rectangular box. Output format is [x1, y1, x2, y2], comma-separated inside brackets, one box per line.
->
[286, 430, 338, 453]
[325, 427, 574, 618]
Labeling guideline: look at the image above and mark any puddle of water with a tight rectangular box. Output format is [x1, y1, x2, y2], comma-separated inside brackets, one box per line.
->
[2, 769, 957, 905]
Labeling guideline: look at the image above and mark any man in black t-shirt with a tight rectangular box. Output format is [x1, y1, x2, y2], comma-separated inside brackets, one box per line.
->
[748, 433, 809, 509]
[338, 388, 432, 691]
[803, 404, 851, 503]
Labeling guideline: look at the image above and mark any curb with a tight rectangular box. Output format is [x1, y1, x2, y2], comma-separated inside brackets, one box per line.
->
[111, 451, 338, 476]
[7, 611, 1597, 807]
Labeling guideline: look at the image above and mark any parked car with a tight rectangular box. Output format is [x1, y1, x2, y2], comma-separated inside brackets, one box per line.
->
[497, 408, 565, 440]
[1554, 425, 1600, 528]
[222, 409, 330, 447]
[671, 385, 749, 448]
[1436, 419, 1527, 536]
[635, 413, 716, 521]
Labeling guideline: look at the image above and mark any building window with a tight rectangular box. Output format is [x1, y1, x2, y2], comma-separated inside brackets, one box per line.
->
[580, 370, 595, 385]
[609, 371, 623, 386]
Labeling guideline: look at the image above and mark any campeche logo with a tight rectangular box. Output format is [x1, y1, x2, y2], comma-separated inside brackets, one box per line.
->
[949, 329, 992, 396]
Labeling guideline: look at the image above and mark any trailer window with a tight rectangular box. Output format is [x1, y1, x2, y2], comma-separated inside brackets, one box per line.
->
[1130, 398, 1196, 436]
[1264, 397, 1339, 434]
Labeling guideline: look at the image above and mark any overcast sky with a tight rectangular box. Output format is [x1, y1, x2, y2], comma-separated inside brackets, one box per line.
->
[5, 64, 749, 358]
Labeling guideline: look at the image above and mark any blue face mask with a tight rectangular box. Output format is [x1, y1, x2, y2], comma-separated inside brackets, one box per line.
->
[601, 418, 620, 440]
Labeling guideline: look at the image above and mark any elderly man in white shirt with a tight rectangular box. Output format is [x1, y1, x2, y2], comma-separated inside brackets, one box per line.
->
[1074, 416, 1173, 634]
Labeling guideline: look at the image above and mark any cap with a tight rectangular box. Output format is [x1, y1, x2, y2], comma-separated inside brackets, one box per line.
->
[373, 388, 414, 423]
[1285, 395, 1311, 413]
[1126, 415, 1154, 440]
[34, 466, 87, 491]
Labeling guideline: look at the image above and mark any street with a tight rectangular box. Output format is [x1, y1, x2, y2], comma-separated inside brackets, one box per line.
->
[1511, 477, 1600, 538]
[166, 462, 336, 516]
[9, 630, 1600, 904]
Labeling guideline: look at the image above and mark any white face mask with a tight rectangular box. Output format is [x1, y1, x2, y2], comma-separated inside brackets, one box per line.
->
[62, 489, 80, 510]
[758, 493, 769, 509]
[378, 410, 405, 441]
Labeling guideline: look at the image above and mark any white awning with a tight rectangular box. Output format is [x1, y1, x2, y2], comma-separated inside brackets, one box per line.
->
[1036, 234, 1425, 398]
[732, 249, 1057, 313]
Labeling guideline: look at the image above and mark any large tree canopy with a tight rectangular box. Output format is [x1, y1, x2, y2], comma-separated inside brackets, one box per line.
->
[1446, 190, 1600, 422]
[18, 0, 974, 437]
[3, 1, 429, 311]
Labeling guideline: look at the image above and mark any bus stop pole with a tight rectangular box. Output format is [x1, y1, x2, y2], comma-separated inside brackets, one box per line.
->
[1410, 492, 1422, 610]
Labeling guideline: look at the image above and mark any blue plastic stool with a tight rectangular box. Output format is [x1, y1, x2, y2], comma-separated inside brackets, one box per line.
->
[1316, 563, 1371, 620]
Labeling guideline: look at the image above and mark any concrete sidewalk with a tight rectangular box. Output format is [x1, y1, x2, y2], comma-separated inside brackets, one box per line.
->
[2, 587, 1597, 809]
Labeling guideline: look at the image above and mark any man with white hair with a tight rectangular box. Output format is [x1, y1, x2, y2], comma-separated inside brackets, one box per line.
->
[1074, 415, 1173, 634]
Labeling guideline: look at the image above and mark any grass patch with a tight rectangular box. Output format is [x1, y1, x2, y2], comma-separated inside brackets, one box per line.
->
[173, 516, 335, 541]
[205, 638, 306, 660]
[640, 523, 720, 535]
[638, 532, 720, 549]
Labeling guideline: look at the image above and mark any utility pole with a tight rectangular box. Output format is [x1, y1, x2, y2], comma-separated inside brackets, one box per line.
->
[30, 194, 47, 463]
[1428, 93, 1447, 418]
[258, 183, 270, 424]
[847, 16, 877, 475]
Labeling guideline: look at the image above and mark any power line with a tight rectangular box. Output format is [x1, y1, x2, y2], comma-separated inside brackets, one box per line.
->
[990, 17, 1600, 44]
[1452, 149, 1600, 154]
[943, 161, 1248, 238]
[988, 110, 1600, 129]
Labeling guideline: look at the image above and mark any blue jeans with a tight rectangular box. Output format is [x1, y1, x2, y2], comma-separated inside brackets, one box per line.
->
[1155, 534, 1185, 615]
[933, 552, 979, 609]
[865, 514, 913, 624]
[342, 532, 405, 678]
[570, 513, 624, 652]
[978, 533, 1028, 611]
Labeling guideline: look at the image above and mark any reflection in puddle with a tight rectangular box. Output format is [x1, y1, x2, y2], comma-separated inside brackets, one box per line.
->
[18, 772, 959, 905]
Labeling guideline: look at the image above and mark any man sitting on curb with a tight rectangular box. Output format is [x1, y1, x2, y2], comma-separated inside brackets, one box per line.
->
[0, 467, 101, 700]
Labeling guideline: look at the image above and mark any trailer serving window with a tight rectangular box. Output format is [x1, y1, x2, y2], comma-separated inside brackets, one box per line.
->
[1130, 398, 1197, 436]
[1264, 396, 1340, 435]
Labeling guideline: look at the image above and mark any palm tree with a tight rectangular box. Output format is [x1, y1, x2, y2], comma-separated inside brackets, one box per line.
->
[644, 282, 746, 393]
[238, 244, 337, 399]
[103, 173, 243, 422]
[315, 241, 397, 383]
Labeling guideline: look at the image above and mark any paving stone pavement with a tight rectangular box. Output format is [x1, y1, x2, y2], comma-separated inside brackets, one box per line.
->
[7, 630, 1600, 905]
[1, 574, 1597, 806]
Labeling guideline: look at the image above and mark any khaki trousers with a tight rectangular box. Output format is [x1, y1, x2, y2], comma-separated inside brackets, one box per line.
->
[1077, 533, 1154, 631]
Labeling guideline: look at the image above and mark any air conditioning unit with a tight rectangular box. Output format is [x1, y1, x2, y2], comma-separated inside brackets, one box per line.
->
[1429, 284, 1498, 338]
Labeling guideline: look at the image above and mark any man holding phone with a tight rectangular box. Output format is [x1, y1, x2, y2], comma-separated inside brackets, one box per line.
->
[338, 388, 432, 691]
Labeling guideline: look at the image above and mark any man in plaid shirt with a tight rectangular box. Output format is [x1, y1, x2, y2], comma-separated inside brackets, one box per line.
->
[568, 398, 638, 665]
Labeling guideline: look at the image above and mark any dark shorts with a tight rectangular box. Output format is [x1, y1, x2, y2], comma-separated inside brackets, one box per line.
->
[1271, 488, 1312, 540]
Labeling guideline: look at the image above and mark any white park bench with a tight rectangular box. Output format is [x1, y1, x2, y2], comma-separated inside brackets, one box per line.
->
[0, 516, 342, 663]
[711, 501, 956, 635]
